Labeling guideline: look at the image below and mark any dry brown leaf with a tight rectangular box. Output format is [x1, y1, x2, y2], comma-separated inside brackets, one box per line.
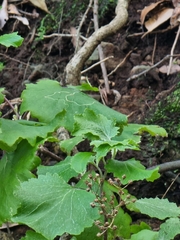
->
[70, 27, 83, 49]
[0, 0, 9, 29]
[10, 16, 29, 26]
[8, 4, 21, 15]
[144, 8, 173, 35]
[159, 64, 180, 74]
[172, 0, 180, 8]
[29, 0, 50, 13]
[140, 0, 168, 25]
[170, 6, 180, 25]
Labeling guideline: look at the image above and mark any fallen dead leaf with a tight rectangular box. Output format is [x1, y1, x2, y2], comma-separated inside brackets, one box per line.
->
[29, 0, 50, 13]
[0, 0, 9, 29]
[172, 0, 180, 8]
[143, 8, 174, 37]
[10, 16, 29, 27]
[70, 27, 83, 50]
[140, 0, 170, 25]
[8, 4, 21, 15]
[170, 5, 180, 25]
[159, 64, 180, 74]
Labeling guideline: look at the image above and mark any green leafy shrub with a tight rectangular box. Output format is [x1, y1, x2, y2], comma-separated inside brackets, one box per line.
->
[0, 79, 179, 240]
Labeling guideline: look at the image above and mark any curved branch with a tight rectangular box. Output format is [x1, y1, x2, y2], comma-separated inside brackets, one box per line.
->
[148, 160, 180, 173]
[65, 0, 130, 85]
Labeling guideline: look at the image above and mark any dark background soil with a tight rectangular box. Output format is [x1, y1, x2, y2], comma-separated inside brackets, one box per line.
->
[1, 0, 180, 239]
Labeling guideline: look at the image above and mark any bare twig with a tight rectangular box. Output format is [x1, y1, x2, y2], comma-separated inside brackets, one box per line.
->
[148, 160, 180, 173]
[126, 54, 172, 82]
[65, 0, 129, 85]
[162, 173, 180, 199]
[152, 34, 157, 65]
[4, 97, 20, 119]
[39, 146, 63, 162]
[81, 56, 114, 74]
[167, 24, 180, 75]
[108, 49, 133, 77]
[94, 0, 110, 94]
[0, 53, 27, 66]
[75, 0, 93, 53]
[41, 33, 87, 41]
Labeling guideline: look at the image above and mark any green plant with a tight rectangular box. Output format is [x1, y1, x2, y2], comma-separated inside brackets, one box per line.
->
[0, 62, 4, 71]
[0, 32, 23, 47]
[0, 79, 180, 240]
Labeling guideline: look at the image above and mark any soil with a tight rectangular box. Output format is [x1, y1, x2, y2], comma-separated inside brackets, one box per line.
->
[0, 0, 180, 239]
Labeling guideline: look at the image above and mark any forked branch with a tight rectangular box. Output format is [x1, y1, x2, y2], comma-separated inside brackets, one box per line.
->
[65, 0, 130, 85]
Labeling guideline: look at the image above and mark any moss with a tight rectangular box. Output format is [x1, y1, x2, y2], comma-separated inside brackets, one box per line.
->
[36, 0, 118, 39]
[146, 84, 180, 138]
[145, 83, 180, 160]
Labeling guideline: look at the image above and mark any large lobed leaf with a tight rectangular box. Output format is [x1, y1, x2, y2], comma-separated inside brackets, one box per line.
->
[0, 114, 64, 151]
[0, 140, 41, 224]
[73, 109, 119, 140]
[105, 158, 160, 184]
[20, 80, 127, 132]
[12, 173, 99, 240]
[135, 198, 180, 220]
[37, 156, 79, 182]
[158, 218, 180, 240]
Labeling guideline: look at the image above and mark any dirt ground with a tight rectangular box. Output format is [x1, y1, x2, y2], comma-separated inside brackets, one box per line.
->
[1, 0, 180, 239]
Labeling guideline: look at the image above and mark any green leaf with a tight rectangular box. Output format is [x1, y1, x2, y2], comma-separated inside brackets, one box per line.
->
[60, 136, 84, 155]
[69, 83, 99, 92]
[71, 152, 95, 174]
[131, 221, 150, 234]
[0, 114, 64, 151]
[0, 140, 41, 224]
[75, 225, 102, 240]
[12, 174, 99, 240]
[158, 218, 180, 240]
[20, 230, 48, 240]
[91, 139, 139, 162]
[20, 80, 127, 131]
[73, 109, 119, 140]
[105, 158, 160, 184]
[0, 88, 5, 103]
[0, 62, 4, 72]
[37, 156, 79, 182]
[0, 32, 23, 47]
[134, 198, 180, 220]
[102, 181, 132, 239]
[114, 123, 167, 144]
[130, 229, 158, 240]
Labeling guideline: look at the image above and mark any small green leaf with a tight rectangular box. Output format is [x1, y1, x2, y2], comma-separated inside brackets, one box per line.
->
[71, 152, 95, 174]
[12, 174, 99, 240]
[20, 230, 48, 240]
[69, 83, 99, 92]
[135, 198, 180, 220]
[0, 140, 41, 224]
[37, 156, 78, 182]
[105, 158, 160, 184]
[60, 136, 84, 155]
[130, 229, 158, 240]
[130, 221, 150, 234]
[0, 88, 5, 103]
[0, 32, 23, 47]
[0, 62, 4, 72]
[158, 218, 180, 240]
[73, 109, 119, 140]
